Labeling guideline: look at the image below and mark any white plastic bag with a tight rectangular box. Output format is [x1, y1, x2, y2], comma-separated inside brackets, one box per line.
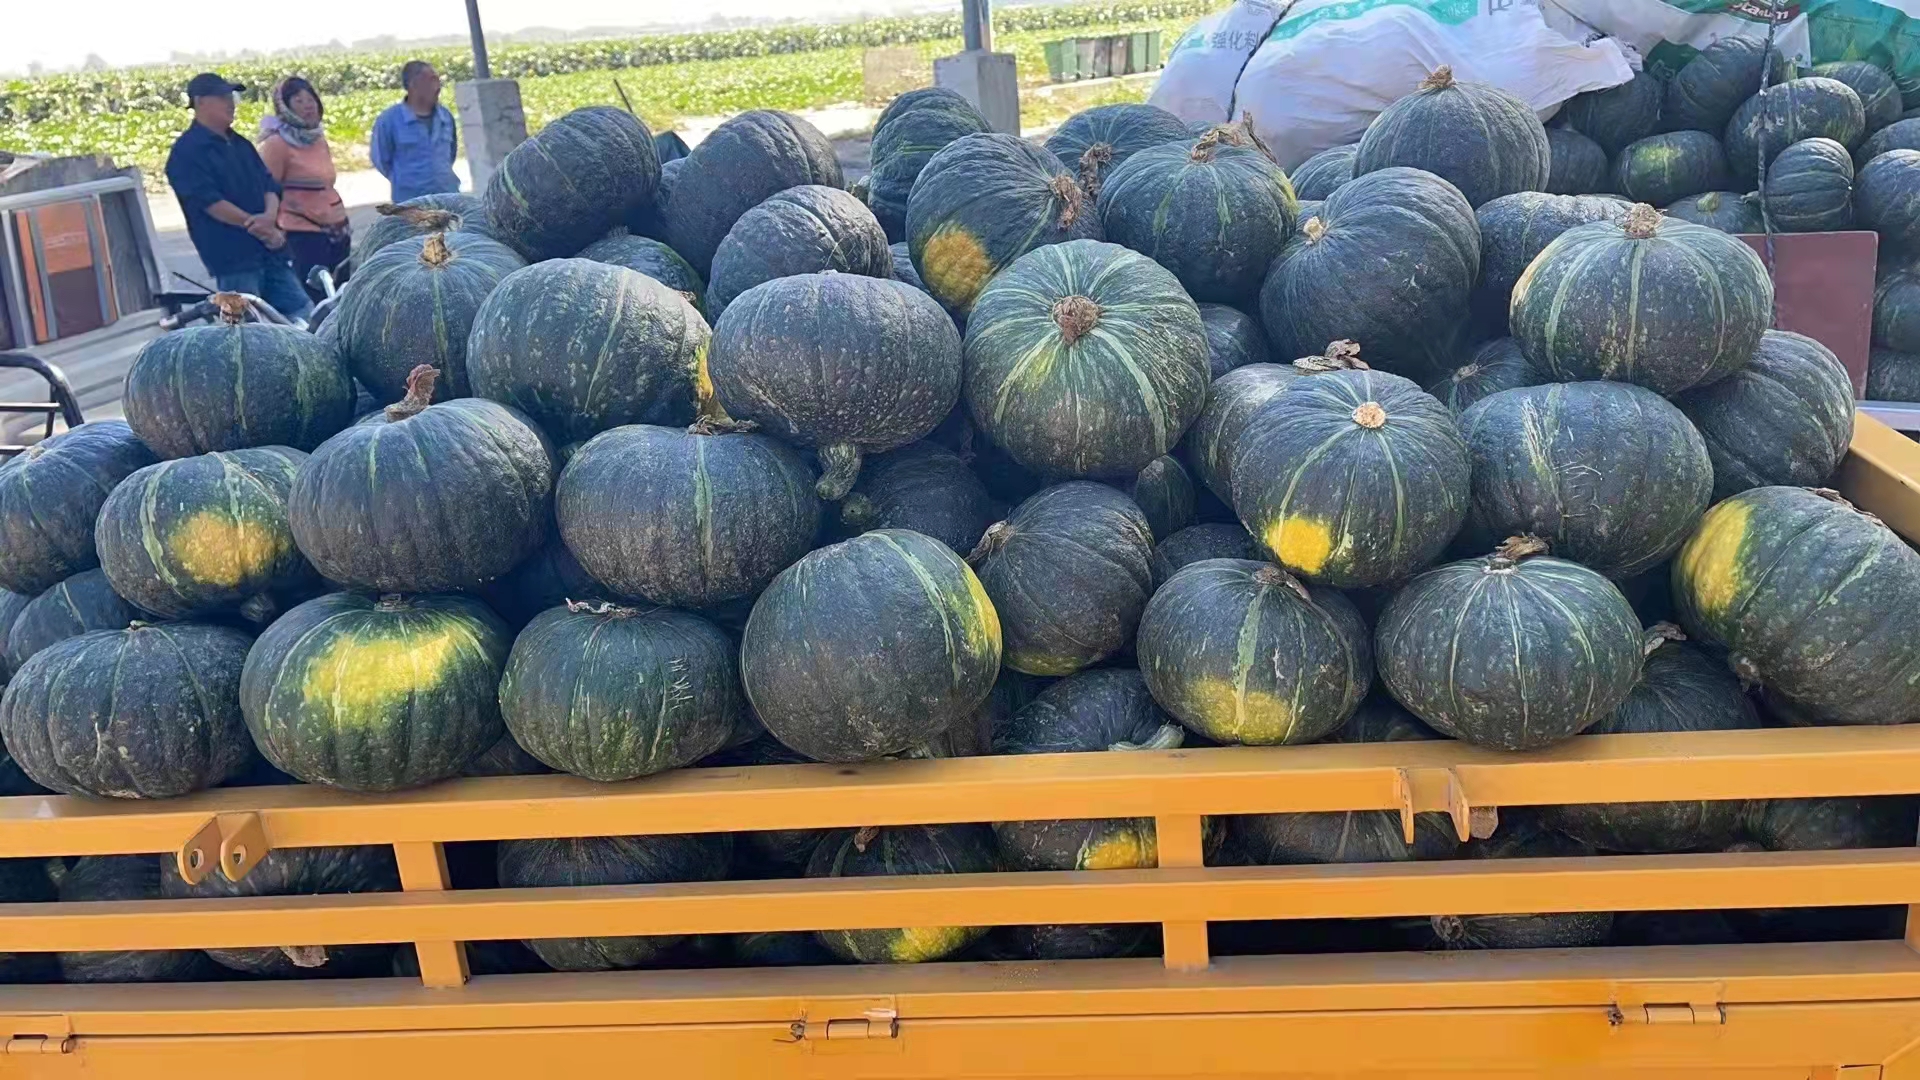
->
[1148, 0, 1292, 128]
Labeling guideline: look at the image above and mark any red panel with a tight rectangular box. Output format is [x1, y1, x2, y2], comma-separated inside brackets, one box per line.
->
[1738, 230, 1878, 398]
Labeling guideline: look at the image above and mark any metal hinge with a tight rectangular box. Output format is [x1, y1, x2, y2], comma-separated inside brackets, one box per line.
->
[1, 1014, 73, 1055]
[176, 811, 268, 885]
[793, 1006, 898, 1041]
[787, 998, 902, 1053]
[1608, 982, 1726, 1027]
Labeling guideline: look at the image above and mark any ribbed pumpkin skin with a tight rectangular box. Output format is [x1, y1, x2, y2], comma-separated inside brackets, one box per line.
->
[1197, 303, 1270, 377]
[1663, 36, 1794, 135]
[123, 321, 353, 458]
[890, 241, 928, 292]
[1354, 70, 1550, 207]
[354, 192, 491, 265]
[868, 88, 991, 241]
[1814, 60, 1903, 130]
[1856, 149, 1920, 253]
[0, 590, 30, 682]
[288, 396, 553, 593]
[1869, 346, 1920, 399]
[241, 592, 509, 792]
[627, 156, 681, 241]
[576, 233, 708, 314]
[837, 441, 993, 555]
[1232, 368, 1470, 588]
[1510, 211, 1773, 394]
[557, 424, 820, 608]
[1560, 70, 1663, 155]
[0, 421, 155, 595]
[971, 482, 1154, 676]
[1137, 559, 1372, 745]
[332, 231, 525, 401]
[1676, 330, 1856, 500]
[479, 535, 602, 630]
[499, 604, 740, 781]
[1460, 382, 1712, 579]
[964, 239, 1209, 479]
[708, 186, 891, 317]
[1543, 636, 1760, 853]
[1663, 190, 1764, 232]
[906, 133, 1101, 313]
[1674, 486, 1920, 726]
[468, 259, 709, 445]
[1126, 455, 1196, 541]
[95, 447, 314, 620]
[1095, 136, 1298, 305]
[484, 106, 660, 261]
[0, 623, 254, 798]
[1426, 823, 1615, 949]
[160, 846, 399, 976]
[1471, 192, 1631, 332]
[1876, 260, 1920, 352]
[1545, 127, 1609, 194]
[1426, 338, 1543, 415]
[1290, 144, 1357, 200]
[57, 857, 211, 983]
[742, 529, 1001, 762]
[1259, 168, 1481, 375]
[499, 834, 733, 970]
[1150, 523, 1258, 588]
[667, 110, 845, 275]
[1763, 137, 1855, 231]
[1726, 77, 1867, 183]
[1610, 131, 1732, 205]
[1044, 103, 1193, 193]
[1860, 119, 1920, 166]
[807, 825, 997, 963]
[1377, 549, 1644, 749]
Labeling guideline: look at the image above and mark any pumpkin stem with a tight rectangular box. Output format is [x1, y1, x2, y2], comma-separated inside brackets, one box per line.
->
[1643, 621, 1687, 656]
[853, 825, 881, 852]
[566, 598, 642, 618]
[1698, 192, 1722, 212]
[419, 232, 453, 267]
[815, 442, 864, 502]
[1811, 486, 1886, 528]
[688, 415, 758, 436]
[1292, 340, 1367, 372]
[1077, 143, 1115, 202]
[377, 203, 457, 231]
[1052, 294, 1103, 346]
[1420, 66, 1456, 91]
[1623, 203, 1662, 239]
[280, 944, 330, 969]
[212, 292, 249, 325]
[1488, 534, 1550, 569]
[1109, 723, 1186, 753]
[1301, 216, 1328, 243]
[1251, 563, 1311, 601]
[1350, 402, 1388, 429]
[1454, 362, 1481, 380]
[237, 594, 280, 626]
[1049, 173, 1086, 230]
[1429, 914, 1467, 944]
[966, 520, 1011, 566]
[127, 620, 150, 630]
[374, 594, 410, 612]
[1235, 111, 1280, 165]
[384, 364, 440, 422]
[1189, 128, 1225, 164]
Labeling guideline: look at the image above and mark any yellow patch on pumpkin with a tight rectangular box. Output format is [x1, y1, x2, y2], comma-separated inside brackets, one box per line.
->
[920, 227, 993, 310]
[1081, 827, 1157, 870]
[1676, 497, 1752, 619]
[888, 924, 979, 963]
[169, 512, 287, 587]
[1262, 514, 1336, 577]
[958, 561, 1003, 659]
[301, 623, 465, 714]
[1182, 676, 1298, 745]
[691, 340, 729, 422]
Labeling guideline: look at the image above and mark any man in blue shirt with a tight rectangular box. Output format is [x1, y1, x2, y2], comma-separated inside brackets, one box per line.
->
[370, 61, 462, 204]
[164, 73, 313, 321]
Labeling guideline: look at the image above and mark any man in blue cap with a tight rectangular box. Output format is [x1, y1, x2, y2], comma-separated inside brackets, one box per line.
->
[164, 72, 313, 321]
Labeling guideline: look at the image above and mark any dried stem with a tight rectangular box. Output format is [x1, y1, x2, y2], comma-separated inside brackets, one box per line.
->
[384, 364, 440, 422]
[1052, 294, 1102, 346]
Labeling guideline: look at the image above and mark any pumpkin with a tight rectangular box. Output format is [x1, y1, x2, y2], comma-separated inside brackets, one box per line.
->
[1126, 455, 1196, 541]
[353, 195, 493, 265]
[868, 87, 991, 241]
[1290, 143, 1357, 199]
[1181, 363, 1301, 505]
[0, 590, 28, 682]
[707, 185, 892, 317]
[1149, 523, 1258, 589]
[1095, 124, 1299, 305]
[1728, 797, 1919, 943]
[1762, 137, 1855, 231]
[985, 923, 1153, 961]
[500, 602, 741, 781]
[968, 482, 1153, 676]
[1545, 127, 1608, 194]
[123, 300, 353, 458]
[463, 731, 553, 777]
[1376, 537, 1645, 749]
[1814, 60, 1903, 131]
[1858, 118, 1920, 166]
[1470, 192, 1631, 333]
[837, 441, 993, 555]
[240, 591, 508, 791]
[1663, 36, 1794, 135]
[0, 421, 155, 595]
[0, 858, 54, 981]
[667, 109, 844, 275]
[1676, 330, 1856, 500]
[1510, 204, 1773, 394]
[906, 132, 1100, 312]
[468, 259, 711, 445]
[1663, 190, 1764, 232]
[1426, 338, 1543, 416]
[807, 825, 997, 963]
[1197, 303, 1271, 377]
[288, 366, 554, 593]
[1869, 346, 1920, 399]
[575, 232, 709, 316]
[1425, 820, 1615, 949]
[479, 534, 602, 630]
[1875, 258, 1920, 352]
[160, 846, 400, 976]
[1137, 559, 1371, 745]
[498, 834, 734, 970]
[1460, 381, 1712, 579]
[331, 230, 525, 402]
[0, 621, 254, 798]
[742, 529, 1001, 762]
[1726, 77, 1867, 183]
[56, 857, 212, 983]
[1542, 625, 1760, 853]
[627, 156, 682, 242]
[1232, 350, 1471, 588]
[1610, 131, 1732, 205]
[711, 273, 960, 500]
[1856, 149, 1920, 254]
[556, 420, 820, 607]
[699, 734, 830, 865]
[964, 239, 1209, 481]
[1558, 70, 1663, 156]
[1354, 66, 1550, 207]
[1045, 102, 1193, 198]
[1258, 167, 1480, 376]
[484, 105, 659, 261]
[734, 931, 842, 966]
[890, 240, 929, 292]
[95, 447, 314, 621]
[1674, 486, 1920, 726]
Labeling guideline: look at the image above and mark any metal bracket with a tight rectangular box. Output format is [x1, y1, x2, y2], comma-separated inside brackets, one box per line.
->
[1, 1014, 73, 1055]
[1608, 981, 1726, 1027]
[1394, 767, 1498, 844]
[176, 812, 268, 885]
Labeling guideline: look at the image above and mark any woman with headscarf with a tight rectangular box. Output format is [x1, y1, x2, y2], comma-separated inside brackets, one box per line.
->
[257, 76, 350, 299]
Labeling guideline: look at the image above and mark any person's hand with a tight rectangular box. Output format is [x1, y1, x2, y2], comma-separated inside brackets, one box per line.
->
[242, 214, 276, 242]
[261, 226, 288, 251]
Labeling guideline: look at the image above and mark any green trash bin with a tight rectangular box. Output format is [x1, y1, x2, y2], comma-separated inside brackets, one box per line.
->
[1044, 38, 1081, 82]
[1130, 30, 1163, 73]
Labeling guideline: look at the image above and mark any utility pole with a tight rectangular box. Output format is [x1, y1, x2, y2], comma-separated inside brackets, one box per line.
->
[465, 0, 492, 79]
[938, 0, 1018, 134]
[962, 0, 993, 52]
[454, 0, 525, 192]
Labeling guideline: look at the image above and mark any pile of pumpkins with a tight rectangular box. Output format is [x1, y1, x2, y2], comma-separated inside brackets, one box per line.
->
[0, 51, 1918, 981]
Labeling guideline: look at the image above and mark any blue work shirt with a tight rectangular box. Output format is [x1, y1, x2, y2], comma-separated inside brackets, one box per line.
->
[371, 102, 461, 203]
[164, 121, 285, 276]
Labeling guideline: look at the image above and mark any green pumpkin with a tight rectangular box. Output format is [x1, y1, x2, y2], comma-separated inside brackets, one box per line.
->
[123, 312, 353, 459]
[0, 858, 54, 981]
[699, 735, 829, 867]
[807, 825, 996, 963]
[1126, 455, 1196, 542]
[1471, 192, 1631, 333]
[1510, 205, 1772, 394]
[1858, 118, 1920, 167]
[331, 230, 526, 402]
[1149, 523, 1258, 589]
[1460, 381, 1712, 579]
[241, 591, 509, 791]
[1663, 190, 1764, 233]
[1762, 137, 1855, 231]
[1663, 36, 1794, 135]
[478, 534, 602, 631]
[837, 441, 994, 555]
[983, 923, 1152, 961]
[867, 88, 990, 241]
[56, 857, 213, 983]
[964, 239, 1210, 479]
[906, 132, 1101, 313]
[1180, 363, 1301, 507]
[1044, 102, 1193, 197]
[1232, 354, 1470, 588]
[1814, 60, 1903, 130]
[1545, 127, 1608, 194]
[1377, 538, 1644, 750]
[0, 589, 29, 683]
[1728, 797, 1919, 943]
[708, 185, 891, 317]
[1425, 821, 1615, 949]
[1674, 486, 1920, 726]
[1290, 143, 1357, 199]
[1426, 338, 1543, 416]
[1875, 258, 1920, 352]
[353, 194, 494, 266]
[1137, 559, 1371, 745]
[577, 232, 708, 314]
[1559, 70, 1663, 156]
[1726, 77, 1867, 183]
[95, 447, 314, 620]
[0, 421, 155, 595]
[1676, 330, 1856, 501]
[1197, 303, 1270, 377]
[743, 529, 1000, 762]
[1611, 131, 1732, 206]
[499, 834, 733, 970]
[1354, 66, 1549, 207]
[1869, 345, 1920, 399]
[1096, 127, 1298, 306]
[627, 157, 682, 242]
[464, 731, 553, 778]
[160, 846, 399, 976]
[0, 622, 254, 798]
[484, 105, 660, 261]
[667, 109, 843, 275]
[1856, 149, 1920, 253]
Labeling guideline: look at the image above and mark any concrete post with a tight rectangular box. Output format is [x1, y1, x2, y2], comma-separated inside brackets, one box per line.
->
[454, 78, 527, 193]
[934, 51, 1020, 135]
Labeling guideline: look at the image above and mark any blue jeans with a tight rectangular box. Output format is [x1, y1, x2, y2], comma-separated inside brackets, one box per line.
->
[214, 258, 313, 323]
